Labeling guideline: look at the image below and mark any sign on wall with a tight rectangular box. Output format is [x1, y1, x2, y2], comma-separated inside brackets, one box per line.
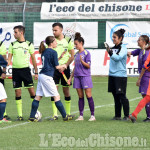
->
[34, 22, 98, 48]
[106, 21, 150, 48]
[0, 22, 23, 48]
[41, 1, 150, 20]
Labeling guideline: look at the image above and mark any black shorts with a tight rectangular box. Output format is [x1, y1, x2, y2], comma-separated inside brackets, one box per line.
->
[53, 66, 71, 86]
[0, 67, 4, 85]
[108, 76, 127, 94]
[12, 67, 33, 89]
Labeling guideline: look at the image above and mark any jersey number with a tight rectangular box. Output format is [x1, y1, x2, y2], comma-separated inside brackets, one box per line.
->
[42, 56, 45, 67]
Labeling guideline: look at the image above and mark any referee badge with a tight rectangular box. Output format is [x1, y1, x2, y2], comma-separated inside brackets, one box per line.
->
[24, 50, 27, 54]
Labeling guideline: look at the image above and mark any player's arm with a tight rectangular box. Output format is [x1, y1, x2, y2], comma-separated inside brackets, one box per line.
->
[128, 49, 140, 58]
[8, 53, 12, 66]
[31, 53, 38, 80]
[65, 49, 74, 67]
[68, 67, 75, 85]
[80, 52, 91, 69]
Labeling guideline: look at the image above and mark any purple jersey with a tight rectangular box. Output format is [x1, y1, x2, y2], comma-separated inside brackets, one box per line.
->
[74, 50, 91, 77]
[132, 49, 150, 77]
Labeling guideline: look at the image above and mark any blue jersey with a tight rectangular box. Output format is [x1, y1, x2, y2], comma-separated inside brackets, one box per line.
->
[109, 43, 127, 77]
[0, 54, 7, 67]
[40, 48, 59, 77]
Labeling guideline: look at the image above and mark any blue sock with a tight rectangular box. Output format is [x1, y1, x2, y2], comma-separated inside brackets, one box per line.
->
[55, 100, 66, 118]
[0, 102, 6, 120]
[30, 100, 39, 118]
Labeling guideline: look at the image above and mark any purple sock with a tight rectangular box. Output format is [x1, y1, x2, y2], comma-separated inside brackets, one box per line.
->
[79, 98, 84, 116]
[87, 97, 95, 116]
[145, 102, 150, 118]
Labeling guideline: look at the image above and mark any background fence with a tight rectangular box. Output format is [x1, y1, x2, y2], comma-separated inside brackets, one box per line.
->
[1, 1, 150, 49]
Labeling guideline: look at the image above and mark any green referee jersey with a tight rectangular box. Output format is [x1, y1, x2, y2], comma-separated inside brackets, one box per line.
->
[9, 40, 34, 68]
[0, 41, 7, 55]
[54, 37, 74, 65]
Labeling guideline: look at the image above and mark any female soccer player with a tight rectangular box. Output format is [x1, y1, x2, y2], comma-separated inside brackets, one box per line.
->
[0, 55, 11, 124]
[106, 29, 129, 121]
[128, 35, 150, 122]
[68, 32, 95, 121]
[29, 36, 72, 122]
[129, 49, 150, 123]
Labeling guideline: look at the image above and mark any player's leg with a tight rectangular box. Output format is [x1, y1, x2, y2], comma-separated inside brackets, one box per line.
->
[50, 69, 60, 120]
[0, 83, 11, 123]
[130, 95, 150, 123]
[75, 88, 84, 121]
[61, 67, 73, 118]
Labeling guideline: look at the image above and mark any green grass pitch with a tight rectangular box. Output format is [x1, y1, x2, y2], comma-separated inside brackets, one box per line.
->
[0, 76, 149, 149]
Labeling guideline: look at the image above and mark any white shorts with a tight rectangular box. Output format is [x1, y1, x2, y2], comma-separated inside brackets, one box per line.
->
[36, 74, 59, 97]
[0, 82, 7, 100]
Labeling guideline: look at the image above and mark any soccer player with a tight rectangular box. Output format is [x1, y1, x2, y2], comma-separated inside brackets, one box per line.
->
[0, 41, 10, 120]
[129, 50, 150, 123]
[68, 32, 96, 121]
[50, 22, 75, 120]
[106, 29, 129, 121]
[29, 36, 72, 122]
[128, 35, 150, 122]
[0, 55, 11, 124]
[8, 25, 38, 121]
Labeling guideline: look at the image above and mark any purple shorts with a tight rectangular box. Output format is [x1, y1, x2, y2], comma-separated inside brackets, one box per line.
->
[139, 76, 150, 96]
[73, 76, 93, 89]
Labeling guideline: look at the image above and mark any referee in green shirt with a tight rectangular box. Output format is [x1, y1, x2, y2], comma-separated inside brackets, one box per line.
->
[50, 23, 75, 120]
[8, 25, 38, 121]
[0, 41, 10, 120]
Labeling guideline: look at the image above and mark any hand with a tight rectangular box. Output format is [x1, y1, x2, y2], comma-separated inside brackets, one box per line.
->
[1, 73, 6, 79]
[34, 74, 38, 80]
[136, 79, 141, 87]
[80, 55, 83, 62]
[67, 78, 72, 85]
[127, 52, 131, 58]
[58, 64, 66, 73]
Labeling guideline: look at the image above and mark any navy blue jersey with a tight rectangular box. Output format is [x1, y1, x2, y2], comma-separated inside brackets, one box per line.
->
[40, 48, 59, 77]
[0, 54, 7, 67]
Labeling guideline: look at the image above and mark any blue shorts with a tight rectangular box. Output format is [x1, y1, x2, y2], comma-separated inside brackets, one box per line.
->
[73, 76, 93, 89]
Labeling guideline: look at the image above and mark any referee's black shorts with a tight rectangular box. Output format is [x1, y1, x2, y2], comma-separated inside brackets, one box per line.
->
[108, 76, 127, 94]
[12, 67, 33, 89]
[53, 66, 71, 87]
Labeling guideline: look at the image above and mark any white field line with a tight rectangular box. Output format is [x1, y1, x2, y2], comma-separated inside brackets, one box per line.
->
[0, 96, 141, 130]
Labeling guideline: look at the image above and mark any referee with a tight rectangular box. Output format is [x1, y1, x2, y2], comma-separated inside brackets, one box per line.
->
[50, 22, 75, 120]
[0, 41, 10, 120]
[8, 25, 38, 121]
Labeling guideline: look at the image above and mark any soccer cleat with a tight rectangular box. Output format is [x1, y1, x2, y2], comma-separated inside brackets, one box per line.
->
[67, 114, 75, 120]
[49, 116, 58, 121]
[28, 118, 40, 122]
[143, 117, 150, 122]
[75, 116, 84, 121]
[111, 116, 122, 120]
[122, 116, 130, 121]
[3, 115, 11, 120]
[129, 114, 136, 123]
[88, 116, 96, 121]
[0, 118, 12, 124]
[16, 116, 24, 121]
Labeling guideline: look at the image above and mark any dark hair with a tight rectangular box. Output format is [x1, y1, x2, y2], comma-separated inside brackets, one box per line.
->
[114, 28, 125, 41]
[140, 35, 149, 45]
[13, 25, 25, 34]
[74, 32, 84, 45]
[39, 36, 55, 54]
[52, 22, 63, 29]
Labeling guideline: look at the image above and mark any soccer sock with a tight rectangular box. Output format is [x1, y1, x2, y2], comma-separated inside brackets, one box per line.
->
[87, 97, 95, 116]
[3, 110, 7, 116]
[31, 96, 35, 102]
[145, 102, 150, 118]
[55, 100, 66, 118]
[51, 97, 58, 116]
[79, 98, 84, 116]
[16, 97, 22, 117]
[30, 99, 39, 118]
[0, 102, 6, 120]
[132, 95, 150, 119]
[65, 96, 71, 115]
